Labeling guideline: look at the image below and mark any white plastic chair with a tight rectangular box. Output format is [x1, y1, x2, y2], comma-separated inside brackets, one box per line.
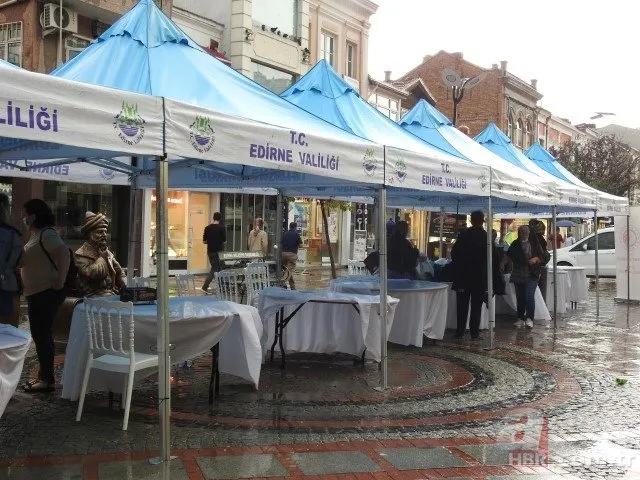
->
[244, 262, 269, 307]
[214, 270, 241, 303]
[76, 298, 159, 431]
[347, 260, 368, 276]
[175, 273, 196, 297]
[130, 276, 151, 287]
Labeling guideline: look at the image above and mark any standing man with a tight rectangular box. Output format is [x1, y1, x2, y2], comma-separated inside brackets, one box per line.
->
[202, 212, 225, 294]
[451, 211, 488, 339]
[549, 226, 564, 250]
[248, 217, 268, 257]
[281, 222, 302, 289]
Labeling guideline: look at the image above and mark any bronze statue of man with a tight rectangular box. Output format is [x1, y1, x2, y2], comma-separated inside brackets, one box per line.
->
[75, 211, 125, 297]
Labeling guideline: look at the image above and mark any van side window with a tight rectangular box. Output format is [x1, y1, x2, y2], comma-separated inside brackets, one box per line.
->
[585, 231, 615, 251]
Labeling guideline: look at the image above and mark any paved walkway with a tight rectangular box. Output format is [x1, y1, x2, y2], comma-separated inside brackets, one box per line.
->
[2, 275, 640, 480]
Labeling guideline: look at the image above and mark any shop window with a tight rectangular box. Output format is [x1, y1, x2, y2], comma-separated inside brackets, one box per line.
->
[320, 31, 335, 67]
[42, 181, 114, 243]
[345, 42, 357, 78]
[253, 0, 297, 36]
[0, 22, 22, 67]
[65, 35, 91, 61]
[251, 61, 295, 94]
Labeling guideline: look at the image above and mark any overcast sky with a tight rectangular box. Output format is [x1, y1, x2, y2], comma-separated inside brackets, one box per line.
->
[368, 0, 638, 129]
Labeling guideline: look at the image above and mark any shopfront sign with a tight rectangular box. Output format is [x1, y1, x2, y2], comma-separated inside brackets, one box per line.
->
[430, 213, 467, 239]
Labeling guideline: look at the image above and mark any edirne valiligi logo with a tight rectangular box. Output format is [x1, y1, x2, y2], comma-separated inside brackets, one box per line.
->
[114, 102, 145, 145]
[189, 115, 215, 153]
[395, 158, 407, 183]
[362, 148, 377, 176]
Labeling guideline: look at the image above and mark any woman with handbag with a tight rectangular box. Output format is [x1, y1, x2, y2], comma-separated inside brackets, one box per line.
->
[502, 225, 545, 329]
[20, 199, 70, 393]
[0, 194, 22, 327]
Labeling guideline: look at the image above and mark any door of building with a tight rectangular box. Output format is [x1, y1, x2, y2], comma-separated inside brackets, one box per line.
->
[188, 192, 211, 273]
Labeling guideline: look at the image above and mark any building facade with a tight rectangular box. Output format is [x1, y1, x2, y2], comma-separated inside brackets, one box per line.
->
[537, 107, 585, 149]
[397, 51, 542, 148]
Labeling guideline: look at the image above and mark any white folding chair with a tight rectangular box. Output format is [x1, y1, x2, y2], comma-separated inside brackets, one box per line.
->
[244, 262, 269, 307]
[347, 260, 368, 276]
[214, 270, 241, 303]
[76, 298, 159, 431]
[175, 273, 196, 297]
[130, 276, 151, 287]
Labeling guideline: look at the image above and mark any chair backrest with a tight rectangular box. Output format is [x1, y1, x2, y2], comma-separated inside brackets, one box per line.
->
[175, 273, 196, 297]
[214, 270, 241, 303]
[131, 276, 151, 288]
[244, 262, 269, 306]
[84, 298, 135, 360]
[348, 260, 368, 276]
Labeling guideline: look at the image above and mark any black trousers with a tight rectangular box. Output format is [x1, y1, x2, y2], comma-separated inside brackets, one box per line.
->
[202, 252, 221, 289]
[26, 288, 65, 384]
[456, 288, 484, 337]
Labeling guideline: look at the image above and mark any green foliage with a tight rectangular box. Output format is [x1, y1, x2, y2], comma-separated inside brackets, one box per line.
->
[550, 135, 639, 199]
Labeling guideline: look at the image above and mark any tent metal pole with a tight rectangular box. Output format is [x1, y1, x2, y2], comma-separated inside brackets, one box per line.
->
[275, 192, 283, 284]
[378, 184, 388, 389]
[150, 155, 171, 465]
[438, 208, 444, 259]
[486, 193, 495, 350]
[594, 211, 600, 316]
[126, 172, 138, 285]
[628, 214, 631, 302]
[552, 206, 558, 329]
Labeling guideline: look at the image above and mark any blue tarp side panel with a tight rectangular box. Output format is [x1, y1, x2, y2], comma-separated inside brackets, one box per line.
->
[51, 0, 372, 147]
[473, 123, 531, 171]
[398, 99, 468, 160]
[281, 60, 461, 160]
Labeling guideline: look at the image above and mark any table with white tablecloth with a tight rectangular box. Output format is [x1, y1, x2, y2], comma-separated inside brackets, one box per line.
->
[445, 274, 551, 330]
[61, 296, 263, 401]
[258, 287, 399, 364]
[0, 325, 31, 418]
[545, 269, 571, 314]
[330, 276, 448, 345]
[557, 266, 588, 307]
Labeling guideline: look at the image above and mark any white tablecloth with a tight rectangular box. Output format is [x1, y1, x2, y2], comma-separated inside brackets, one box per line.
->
[545, 269, 571, 314]
[0, 325, 31, 418]
[445, 274, 551, 329]
[558, 266, 588, 304]
[61, 296, 263, 401]
[330, 277, 449, 345]
[258, 287, 399, 362]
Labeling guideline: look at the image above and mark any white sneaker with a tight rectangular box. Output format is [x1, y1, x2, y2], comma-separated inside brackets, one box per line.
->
[525, 318, 534, 328]
[514, 319, 525, 327]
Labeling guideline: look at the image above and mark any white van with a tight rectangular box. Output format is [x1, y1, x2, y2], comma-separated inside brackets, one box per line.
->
[553, 227, 616, 277]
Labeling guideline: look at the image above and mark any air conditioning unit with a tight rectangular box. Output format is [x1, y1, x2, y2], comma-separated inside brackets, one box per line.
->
[40, 4, 78, 34]
[342, 74, 360, 92]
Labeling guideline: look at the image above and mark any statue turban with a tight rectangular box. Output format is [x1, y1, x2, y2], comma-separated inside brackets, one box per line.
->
[81, 211, 109, 236]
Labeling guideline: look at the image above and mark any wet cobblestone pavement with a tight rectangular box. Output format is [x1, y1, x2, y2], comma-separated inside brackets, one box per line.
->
[1, 273, 640, 480]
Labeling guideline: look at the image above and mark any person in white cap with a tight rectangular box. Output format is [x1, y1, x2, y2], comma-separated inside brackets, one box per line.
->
[75, 211, 125, 297]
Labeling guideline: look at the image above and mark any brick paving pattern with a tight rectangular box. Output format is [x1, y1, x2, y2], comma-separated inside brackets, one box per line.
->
[1, 273, 639, 479]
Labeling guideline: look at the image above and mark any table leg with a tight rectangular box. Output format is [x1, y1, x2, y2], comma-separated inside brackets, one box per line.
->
[270, 309, 281, 363]
[208, 344, 220, 404]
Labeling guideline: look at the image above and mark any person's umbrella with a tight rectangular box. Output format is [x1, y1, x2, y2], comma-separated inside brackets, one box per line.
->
[556, 219, 579, 228]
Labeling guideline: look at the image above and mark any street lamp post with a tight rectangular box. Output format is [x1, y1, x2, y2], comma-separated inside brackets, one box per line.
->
[441, 69, 485, 126]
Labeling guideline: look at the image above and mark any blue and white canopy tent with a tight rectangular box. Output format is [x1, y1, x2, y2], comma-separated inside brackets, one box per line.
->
[398, 100, 558, 212]
[47, 0, 406, 464]
[476, 124, 629, 320]
[524, 142, 627, 216]
[0, 61, 158, 184]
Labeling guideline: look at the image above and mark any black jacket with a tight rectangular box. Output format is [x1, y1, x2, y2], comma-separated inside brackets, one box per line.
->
[451, 226, 503, 294]
[387, 234, 419, 278]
